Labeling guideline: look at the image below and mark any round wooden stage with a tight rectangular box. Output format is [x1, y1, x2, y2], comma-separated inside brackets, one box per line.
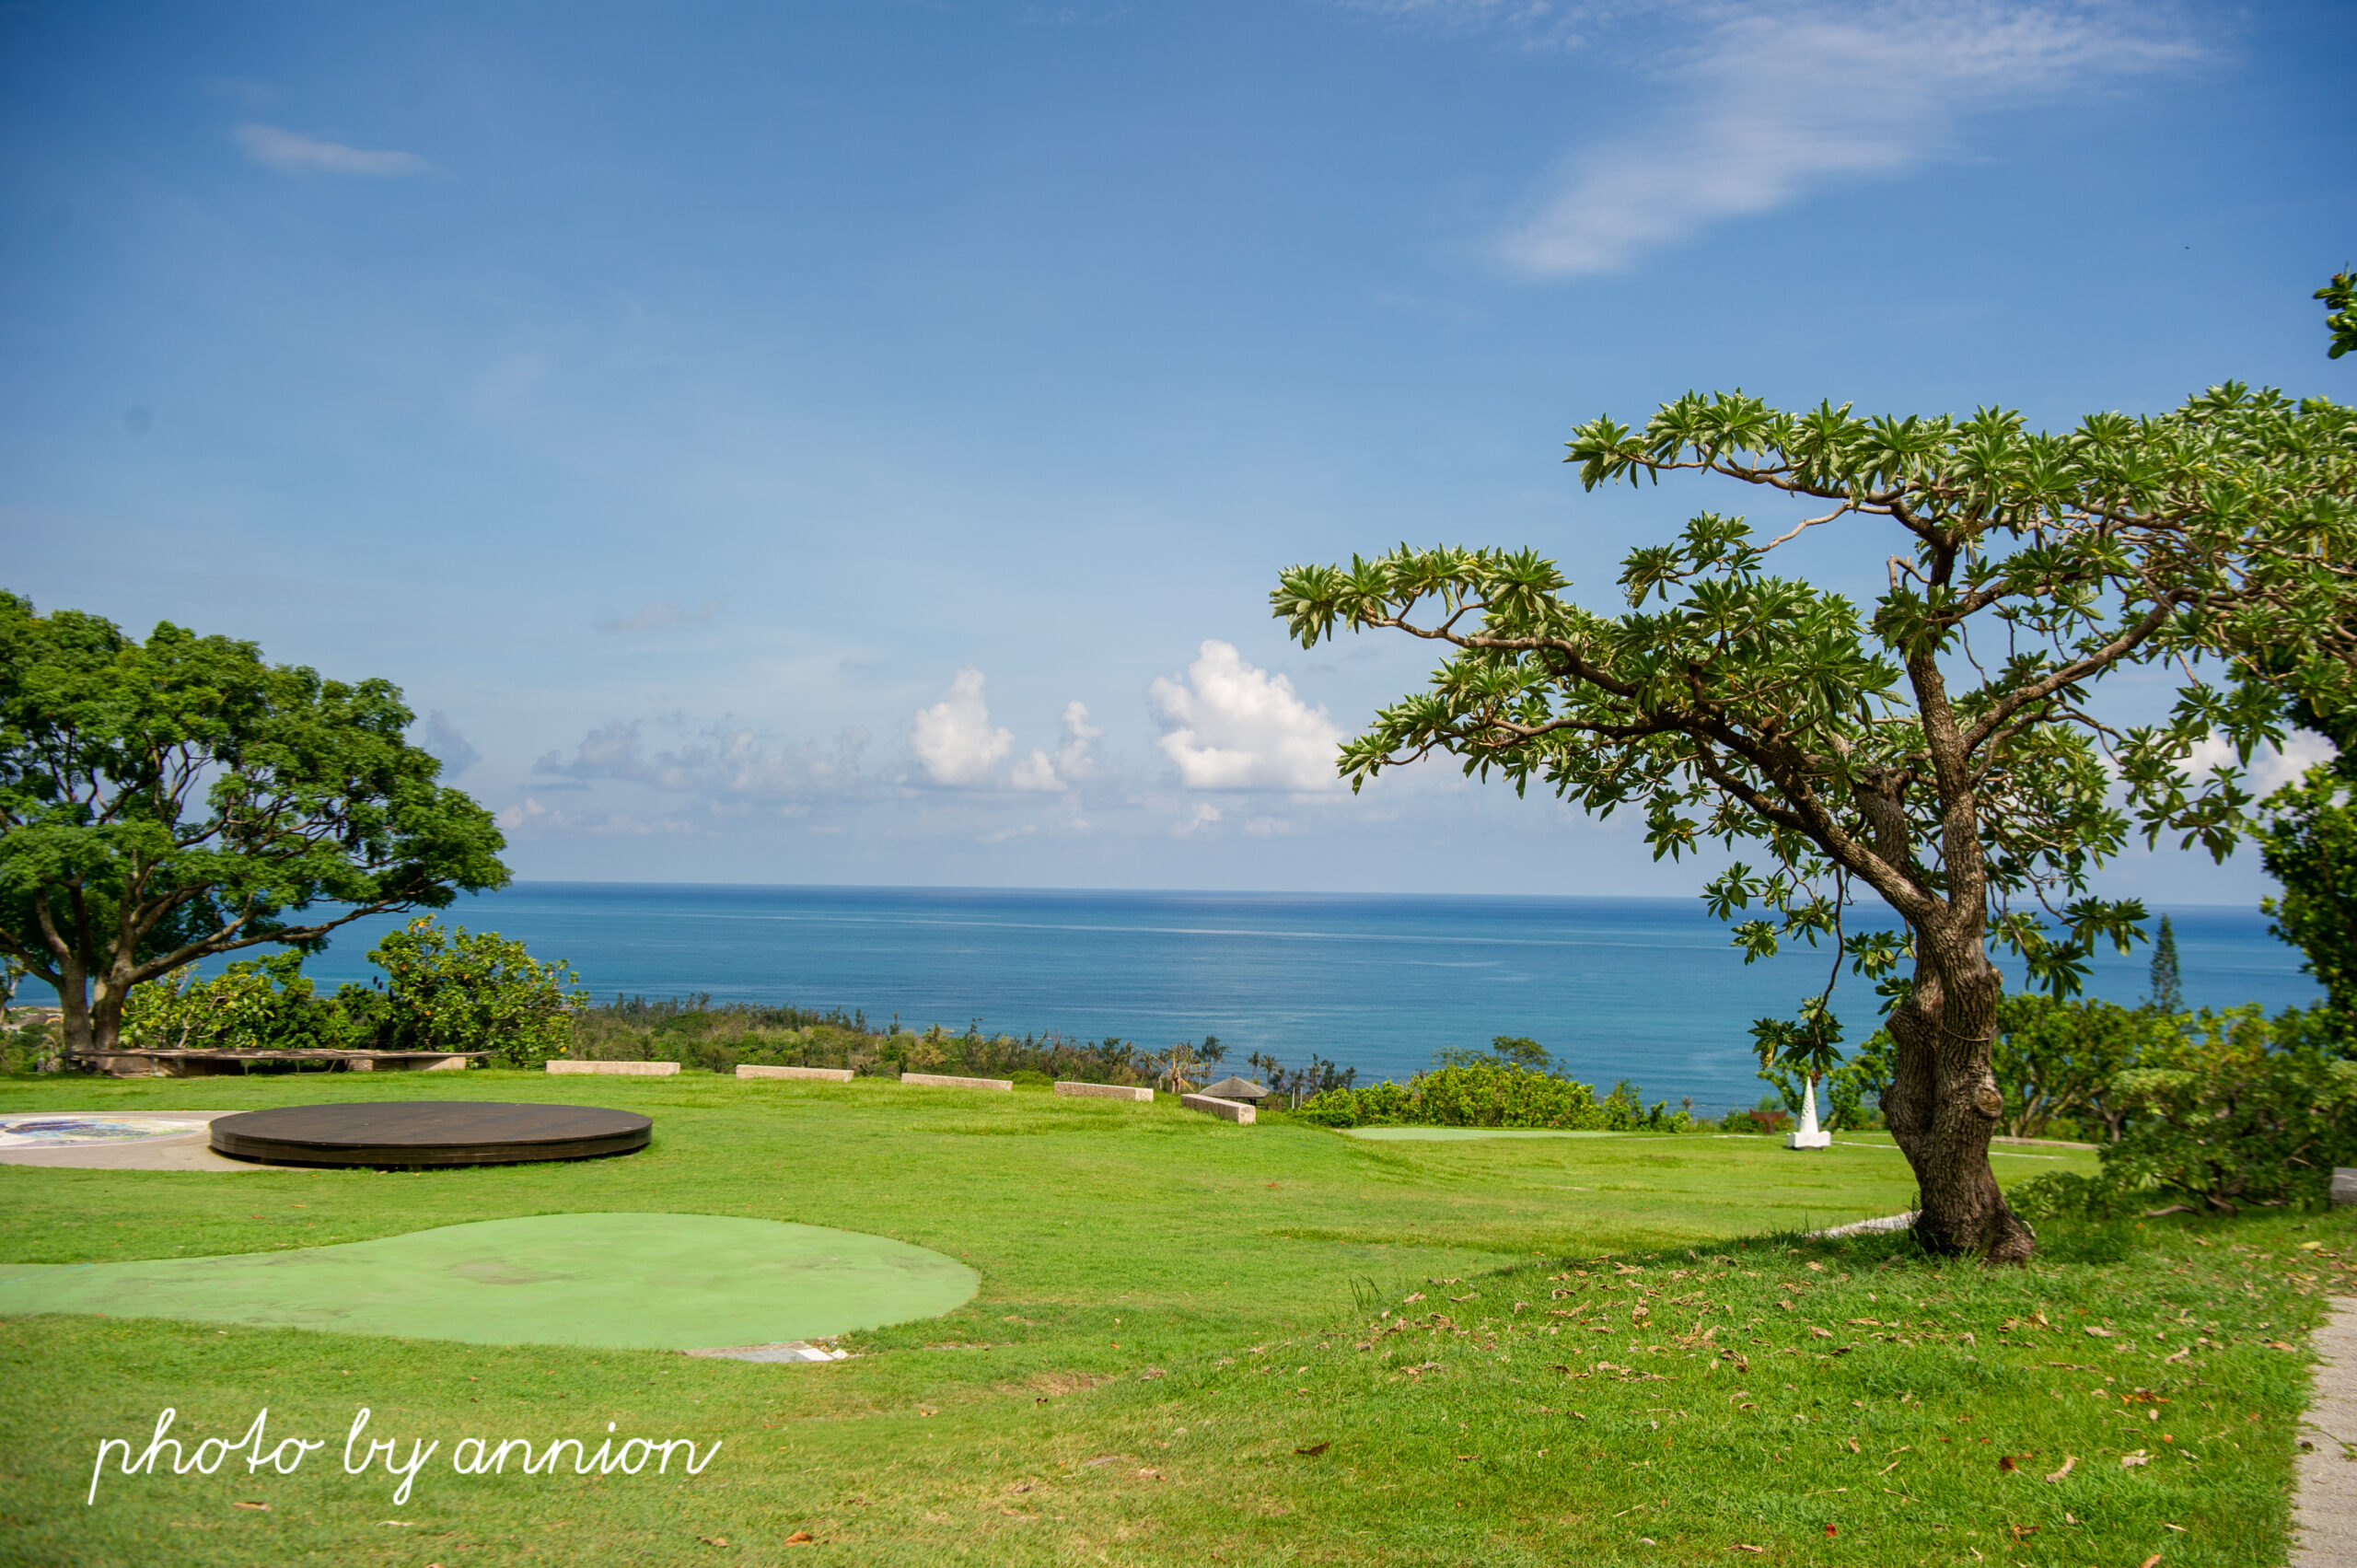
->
[209, 1101, 652, 1167]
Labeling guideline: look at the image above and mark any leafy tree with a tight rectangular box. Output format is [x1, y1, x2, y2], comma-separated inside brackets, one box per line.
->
[0, 595, 510, 1057]
[2258, 765, 2357, 1037]
[1486, 1034, 1554, 1071]
[1990, 993, 2178, 1141]
[349, 918, 586, 1065]
[1272, 288, 2357, 1260]
[2146, 913, 2184, 1014]
[1434, 1034, 1556, 1072]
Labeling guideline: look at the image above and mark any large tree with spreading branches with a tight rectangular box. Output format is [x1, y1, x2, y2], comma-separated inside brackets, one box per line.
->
[1274, 287, 2356, 1262]
[0, 593, 511, 1058]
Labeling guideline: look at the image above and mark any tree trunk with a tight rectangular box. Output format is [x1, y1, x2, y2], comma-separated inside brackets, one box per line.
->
[1880, 940, 2037, 1263]
[56, 957, 93, 1060]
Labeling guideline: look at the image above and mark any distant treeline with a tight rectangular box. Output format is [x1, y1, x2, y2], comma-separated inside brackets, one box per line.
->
[571, 994, 1355, 1096]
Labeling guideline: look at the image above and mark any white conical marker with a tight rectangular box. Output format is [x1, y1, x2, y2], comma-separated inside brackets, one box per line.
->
[1786, 1076, 1831, 1149]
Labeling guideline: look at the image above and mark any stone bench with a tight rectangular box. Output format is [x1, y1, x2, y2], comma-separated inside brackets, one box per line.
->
[900, 1072, 1014, 1091]
[1054, 1081, 1153, 1102]
[547, 1060, 679, 1076]
[737, 1064, 856, 1083]
[1180, 1093, 1255, 1125]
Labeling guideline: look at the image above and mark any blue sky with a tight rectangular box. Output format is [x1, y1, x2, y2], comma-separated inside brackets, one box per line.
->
[3, 0, 2351, 900]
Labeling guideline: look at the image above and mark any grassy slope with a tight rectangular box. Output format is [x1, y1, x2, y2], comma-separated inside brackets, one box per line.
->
[0, 1072, 2344, 1567]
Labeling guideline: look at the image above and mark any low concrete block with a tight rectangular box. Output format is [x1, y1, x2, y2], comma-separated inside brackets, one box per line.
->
[1180, 1093, 1255, 1125]
[547, 1060, 680, 1076]
[1054, 1081, 1153, 1102]
[737, 1064, 856, 1083]
[2334, 1167, 2357, 1208]
[900, 1072, 1014, 1091]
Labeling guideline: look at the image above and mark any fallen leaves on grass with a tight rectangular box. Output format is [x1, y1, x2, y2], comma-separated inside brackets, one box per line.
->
[1730, 1546, 1765, 1555]
[2121, 1450, 2153, 1469]
[1997, 1455, 2020, 1472]
[784, 1530, 815, 1545]
[698, 1537, 730, 1548]
[2044, 1456, 2076, 1482]
[232, 1501, 268, 1511]
[1294, 1442, 1330, 1457]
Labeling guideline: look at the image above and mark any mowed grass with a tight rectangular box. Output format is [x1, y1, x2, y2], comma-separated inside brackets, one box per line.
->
[0, 1071, 2341, 1567]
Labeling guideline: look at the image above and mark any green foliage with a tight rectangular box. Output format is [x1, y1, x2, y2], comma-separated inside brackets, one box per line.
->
[1295, 1058, 1689, 1132]
[2006, 1170, 2131, 1223]
[116, 919, 584, 1067]
[568, 995, 1178, 1085]
[0, 593, 509, 1053]
[2258, 763, 2357, 1034]
[2322, 268, 2357, 360]
[120, 952, 356, 1054]
[1483, 1034, 1552, 1071]
[1990, 993, 2183, 1141]
[2101, 1005, 2357, 1212]
[354, 918, 586, 1065]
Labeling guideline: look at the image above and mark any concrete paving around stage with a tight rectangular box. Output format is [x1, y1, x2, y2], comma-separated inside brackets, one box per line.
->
[2294, 1295, 2357, 1567]
[0, 1111, 285, 1172]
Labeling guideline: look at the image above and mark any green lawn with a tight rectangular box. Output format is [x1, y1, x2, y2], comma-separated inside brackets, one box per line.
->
[0, 1071, 2344, 1567]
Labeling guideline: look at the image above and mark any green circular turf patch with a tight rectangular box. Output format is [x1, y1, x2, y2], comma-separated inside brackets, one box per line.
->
[0, 1213, 977, 1351]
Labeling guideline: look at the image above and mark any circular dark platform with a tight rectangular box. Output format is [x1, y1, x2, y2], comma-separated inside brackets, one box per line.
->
[210, 1102, 652, 1168]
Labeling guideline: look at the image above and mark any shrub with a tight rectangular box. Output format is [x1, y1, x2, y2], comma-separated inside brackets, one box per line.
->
[2099, 1005, 2357, 1212]
[353, 919, 586, 1066]
[2006, 1170, 2129, 1222]
[122, 952, 355, 1053]
[1295, 1061, 1691, 1132]
[120, 921, 585, 1067]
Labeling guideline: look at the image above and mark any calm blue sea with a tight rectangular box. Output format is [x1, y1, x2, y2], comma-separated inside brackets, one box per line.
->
[227, 884, 2320, 1114]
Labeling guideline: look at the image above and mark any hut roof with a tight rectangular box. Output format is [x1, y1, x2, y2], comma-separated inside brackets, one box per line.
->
[1202, 1075, 1270, 1100]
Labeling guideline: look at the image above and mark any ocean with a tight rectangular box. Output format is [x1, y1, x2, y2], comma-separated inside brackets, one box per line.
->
[244, 883, 2317, 1114]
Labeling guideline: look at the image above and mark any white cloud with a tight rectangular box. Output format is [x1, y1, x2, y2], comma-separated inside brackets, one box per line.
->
[1007, 702, 1103, 793]
[1149, 641, 1348, 792]
[1492, 2, 2204, 277]
[2180, 728, 2336, 796]
[911, 668, 1015, 787]
[597, 597, 725, 633]
[1008, 749, 1064, 792]
[1055, 701, 1103, 780]
[233, 124, 434, 178]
